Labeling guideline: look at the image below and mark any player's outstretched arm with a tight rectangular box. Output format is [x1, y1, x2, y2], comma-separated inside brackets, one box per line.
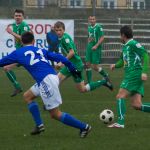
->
[142, 52, 149, 74]
[6, 26, 21, 40]
[141, 52, 149, 81]
[47, 51, 81, 79]
[114, 53, 124, 69]
[0, 51, 18, 67]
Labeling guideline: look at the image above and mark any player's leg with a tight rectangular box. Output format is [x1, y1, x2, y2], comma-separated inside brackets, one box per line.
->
[92, 48, 109, 79]
[74, 68, 112, 92]
[86, 62, 92, 83]
[131, 94, 150, 112]
[58, 66, 70, 84]
[23, 83, 44, 135]
[85, 44, 92, 83]
[3, 63, 22, 97]
[76, 80, 112, 93]
[49, 107, 91, 138]
[93, 64, 109, 79]
[57, 72, 68, 84]
[108, 88, 129, 128]
[41, 74, 91, 137]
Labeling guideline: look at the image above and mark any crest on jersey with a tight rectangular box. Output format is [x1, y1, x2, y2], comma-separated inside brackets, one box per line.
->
[65, 38, 70, 43]
[24, 26, 28, 31]
[136, 43, 142, 48]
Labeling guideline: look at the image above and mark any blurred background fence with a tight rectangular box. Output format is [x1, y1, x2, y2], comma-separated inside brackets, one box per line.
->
[0, 0, 150, 9]
[74, 18, 150, 63]
[0, 0, 150, 63]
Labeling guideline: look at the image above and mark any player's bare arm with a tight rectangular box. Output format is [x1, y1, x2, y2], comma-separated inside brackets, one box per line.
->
[66, 49, 75, 59]
[92, 36, 104, 50]
[6, 25, 21, 40]
[141, 73, 148, 81]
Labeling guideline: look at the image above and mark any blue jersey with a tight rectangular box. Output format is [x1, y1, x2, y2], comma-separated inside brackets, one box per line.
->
[0, 45, 74, 84]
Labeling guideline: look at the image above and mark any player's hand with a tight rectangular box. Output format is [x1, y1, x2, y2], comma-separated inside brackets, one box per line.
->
[55, 62, 64, 70]
[6, 25, 13, 34]
[110, 64, 115, 71]
[92, 45, 98, 50]
[141, 73, 148, 81]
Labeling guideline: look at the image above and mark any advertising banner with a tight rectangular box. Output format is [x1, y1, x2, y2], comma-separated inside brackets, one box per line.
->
[0, 19, 74, 58]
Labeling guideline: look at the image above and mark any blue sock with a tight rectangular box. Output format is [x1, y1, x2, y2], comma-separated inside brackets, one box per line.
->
[60, 112, 86, 130]
[28, 101, 43, 127]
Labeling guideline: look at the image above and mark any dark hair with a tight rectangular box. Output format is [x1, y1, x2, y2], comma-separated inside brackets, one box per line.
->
[120, 26, 133, 39]
[54, 21, 65, 30]
[21, 32, 34, 45]
[89, 15, 96, 18]
[14, 9, 24, 16]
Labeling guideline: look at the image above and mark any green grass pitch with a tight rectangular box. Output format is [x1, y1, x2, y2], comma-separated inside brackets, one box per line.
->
[0, 67, 150, 150]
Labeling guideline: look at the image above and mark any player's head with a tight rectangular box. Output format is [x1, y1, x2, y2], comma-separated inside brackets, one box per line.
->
[54, 21, 65, 38]
[88, 16, 96, 26]
[14, 9, 24, 24]
[120, 26, 133, 43]
[21, 32, 34, 45]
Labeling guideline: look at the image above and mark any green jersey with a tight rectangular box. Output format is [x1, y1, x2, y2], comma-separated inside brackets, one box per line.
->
[121, 39, 148, 73]
[12, 21, 30, 48]
[88, 23, 104, 46]
[59, 33, 83, 68]
[115, 39, 149, 96]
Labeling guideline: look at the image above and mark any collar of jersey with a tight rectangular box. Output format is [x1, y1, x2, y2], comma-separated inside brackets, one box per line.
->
[90, 23, 97, 28]
[58, 34, 65, 40]
[125, 38, 133, 45]
[14, 21, 23, 26]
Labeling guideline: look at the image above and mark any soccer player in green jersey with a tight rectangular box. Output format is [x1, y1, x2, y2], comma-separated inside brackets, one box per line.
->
[108, 26, 150, 128]
[85, 16, 110, 83]
[5, 9, 30, 97]
[54, 21, 113, 93]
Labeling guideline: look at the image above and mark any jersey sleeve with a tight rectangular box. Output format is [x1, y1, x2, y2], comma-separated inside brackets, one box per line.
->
[97, 24, 104, 37]
[133, 42, 146, 56]
[115, 53, 124, 68]
[142, 53, 149, 74]
[20, 23, 30, 35]
[133, 42, 149, 73]
[0, 50, 18, 67]
[63, 38, 74, 51]
[46, 50, 76, 71]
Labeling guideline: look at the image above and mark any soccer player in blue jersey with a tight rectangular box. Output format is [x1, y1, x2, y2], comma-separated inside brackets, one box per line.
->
[0, 32, 91, 138]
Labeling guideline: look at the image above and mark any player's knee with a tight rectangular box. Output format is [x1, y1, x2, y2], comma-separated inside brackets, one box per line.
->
[93, 65, 98, 71]
[131, 103, 141, 110]
[3, 66, 9, 71]
[86, 63, 91, 69]
[50, 112, 59, 120]
[116, 94, 122, 99]
[23, 92, 33, 103]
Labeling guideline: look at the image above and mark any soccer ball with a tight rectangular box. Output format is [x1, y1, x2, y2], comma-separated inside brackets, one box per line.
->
[100, 109, 114, 124]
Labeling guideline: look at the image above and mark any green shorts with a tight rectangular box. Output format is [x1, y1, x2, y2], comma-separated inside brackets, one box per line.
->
[120, 69, 144, 96]
[85, 43, 102, 64]
[60, 65, 84, 83]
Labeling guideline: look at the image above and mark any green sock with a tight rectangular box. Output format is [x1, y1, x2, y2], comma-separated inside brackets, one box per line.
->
[86, 80, 106, 91]
[86, 68, 92, 83]
[99, 67, 108, 78]
[6, 70, 22, 90]
[117, 98, 126, 125]
[141, 103, 150, 112]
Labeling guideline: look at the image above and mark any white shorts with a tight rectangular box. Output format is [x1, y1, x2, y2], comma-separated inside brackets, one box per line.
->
[30, 74, 62, 110]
